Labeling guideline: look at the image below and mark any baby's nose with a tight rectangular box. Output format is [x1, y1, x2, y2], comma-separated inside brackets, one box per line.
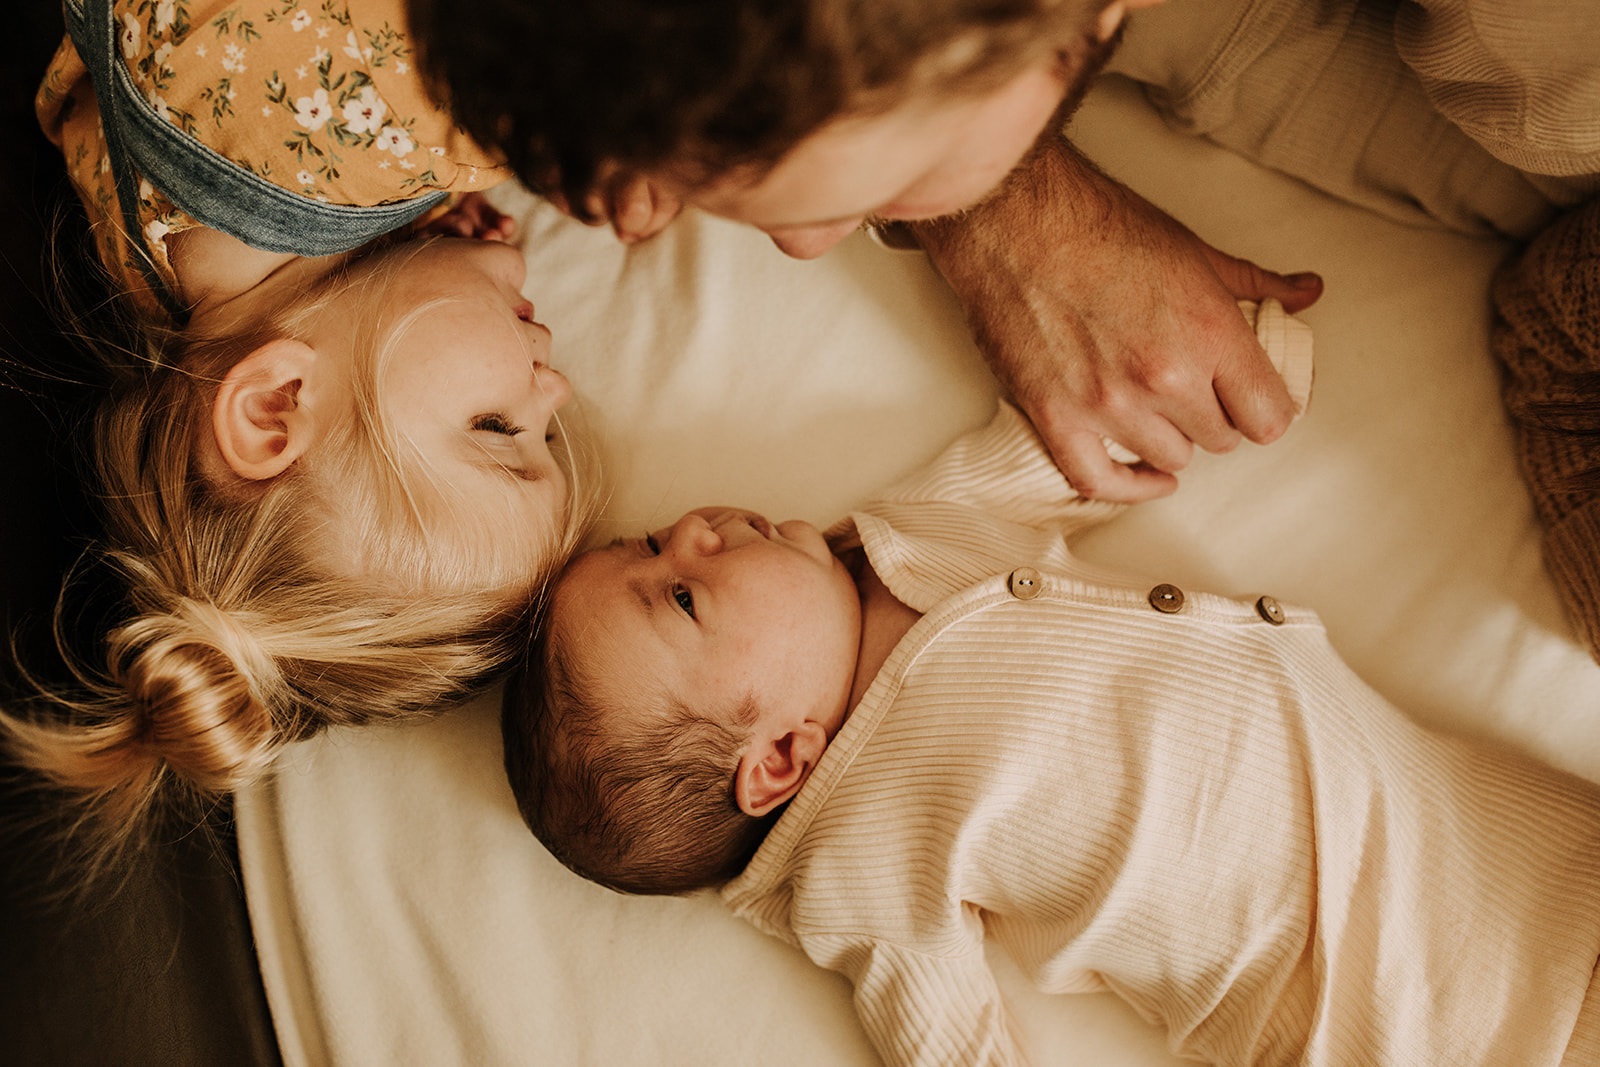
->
[670, 513, 724, 557]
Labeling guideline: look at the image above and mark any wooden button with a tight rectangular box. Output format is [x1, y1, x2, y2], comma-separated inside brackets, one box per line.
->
[1256, 595, 1286, 625]
[1148, 583, 1185, 614]
[1008, 568, 1042, 600]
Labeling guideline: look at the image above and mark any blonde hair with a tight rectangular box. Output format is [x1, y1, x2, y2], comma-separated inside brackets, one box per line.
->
[2, 243, 601, 876]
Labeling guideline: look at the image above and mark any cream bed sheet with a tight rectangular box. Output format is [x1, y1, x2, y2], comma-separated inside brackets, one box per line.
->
[235, 77, 1600, 1066]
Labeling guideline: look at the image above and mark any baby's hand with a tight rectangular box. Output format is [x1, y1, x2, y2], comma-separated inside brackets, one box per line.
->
[417, 192, 517, 242]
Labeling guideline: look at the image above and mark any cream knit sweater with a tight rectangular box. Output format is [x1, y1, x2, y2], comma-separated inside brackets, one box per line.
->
[722, 401, 1600, 1067]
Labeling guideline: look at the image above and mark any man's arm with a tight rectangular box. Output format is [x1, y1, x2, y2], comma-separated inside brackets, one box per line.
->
[911, 134, 1322, 502]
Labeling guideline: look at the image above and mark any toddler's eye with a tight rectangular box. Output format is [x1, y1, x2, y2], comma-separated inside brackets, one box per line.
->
[672, 585, 696, 619]
[470, 412, 525, 436]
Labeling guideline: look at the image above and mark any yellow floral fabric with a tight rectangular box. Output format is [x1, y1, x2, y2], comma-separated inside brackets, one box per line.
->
[37, 0, 509, 317]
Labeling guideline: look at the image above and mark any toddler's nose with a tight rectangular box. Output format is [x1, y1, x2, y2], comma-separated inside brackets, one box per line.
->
[532, 365, 572, 412]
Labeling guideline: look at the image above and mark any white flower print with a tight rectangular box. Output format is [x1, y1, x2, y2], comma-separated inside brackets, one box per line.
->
[153, 42, 174, 70]
[310, 46, 330, 65]
[147, 92, 170, 122]
[138, 178, 154, 202]
[145, 218, 170, 245]
[222, 42, 247, 74]
[291, 10, 313, 31]
[296, 169, 317, 187]
[119, 13, 140, 59]
[294, 88, 333, 131]
[342, 30, 372, 64]
[341, 87, 386, 136]
[376, 125, 414, 157]
[154, 1, 176, 33]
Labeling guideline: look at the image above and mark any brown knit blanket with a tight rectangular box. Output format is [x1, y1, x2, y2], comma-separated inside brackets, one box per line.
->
[1492, 196, 1600, 661]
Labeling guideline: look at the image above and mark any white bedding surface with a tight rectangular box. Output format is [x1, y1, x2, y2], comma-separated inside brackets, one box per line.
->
[236, 78, 1600, 1066]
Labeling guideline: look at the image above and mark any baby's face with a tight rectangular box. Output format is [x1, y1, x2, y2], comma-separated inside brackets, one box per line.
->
[554, 508, 863, 739]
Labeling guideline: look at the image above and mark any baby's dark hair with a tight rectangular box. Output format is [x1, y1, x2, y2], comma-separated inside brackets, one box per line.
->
[411, 0, 1107, 216]
[501, 602, 780, 895]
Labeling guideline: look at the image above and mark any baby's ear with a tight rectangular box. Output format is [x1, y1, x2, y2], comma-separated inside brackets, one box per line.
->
[734, 722, 829, 818]
[212, 338, 320, 480]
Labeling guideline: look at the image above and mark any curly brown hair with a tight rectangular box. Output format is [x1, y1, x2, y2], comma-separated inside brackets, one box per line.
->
[410, 0, 1110, 216]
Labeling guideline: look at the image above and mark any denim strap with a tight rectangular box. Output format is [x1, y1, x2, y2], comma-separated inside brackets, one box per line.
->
[65, 0, 447, 316]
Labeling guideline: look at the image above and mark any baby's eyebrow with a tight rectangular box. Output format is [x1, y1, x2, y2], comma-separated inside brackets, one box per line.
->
[627, 577, 655, 619]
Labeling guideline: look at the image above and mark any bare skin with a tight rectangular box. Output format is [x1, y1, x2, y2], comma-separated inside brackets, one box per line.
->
[541, 2, 1322, 502]
[912, 137, 1323, 501]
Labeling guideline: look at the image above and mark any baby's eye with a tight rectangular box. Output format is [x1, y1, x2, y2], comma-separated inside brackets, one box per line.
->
[644, 533, 660, 555]
[672, 585, 696, 619]
[470, 412, 525, 436]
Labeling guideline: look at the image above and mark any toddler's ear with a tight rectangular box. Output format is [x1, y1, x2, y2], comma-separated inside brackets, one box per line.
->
[212, 338, 320, 480]
[735, 722, 828, 818]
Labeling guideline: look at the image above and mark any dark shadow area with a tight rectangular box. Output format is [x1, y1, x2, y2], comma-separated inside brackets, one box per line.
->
[1, 12, 281, 1065]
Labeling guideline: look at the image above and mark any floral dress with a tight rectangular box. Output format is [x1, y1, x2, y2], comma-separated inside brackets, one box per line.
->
[37, 0, 509, 319]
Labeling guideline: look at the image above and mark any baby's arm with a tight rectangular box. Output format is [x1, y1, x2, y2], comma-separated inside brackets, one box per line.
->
[831, 938, 1029, 1067]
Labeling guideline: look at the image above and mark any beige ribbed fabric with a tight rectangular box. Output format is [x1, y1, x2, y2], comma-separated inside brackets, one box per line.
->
[1492, 197, 1600, 663]
[1109, 0, 1600, 239]
[722, 401, 1600, 1067]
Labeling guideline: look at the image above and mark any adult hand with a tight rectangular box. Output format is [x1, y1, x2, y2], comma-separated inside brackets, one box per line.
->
[545, 168, 684, 245]
[912, 135, 1323, 502]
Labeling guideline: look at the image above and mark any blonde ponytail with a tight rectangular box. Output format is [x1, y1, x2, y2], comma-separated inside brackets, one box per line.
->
[3, 260, 602, 872]
[107, 597, 279, 791]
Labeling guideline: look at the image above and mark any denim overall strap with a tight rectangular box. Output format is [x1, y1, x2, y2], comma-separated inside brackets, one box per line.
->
[65, 0, 447, 314]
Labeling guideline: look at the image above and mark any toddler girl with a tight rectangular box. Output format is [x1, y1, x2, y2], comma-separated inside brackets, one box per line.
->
[504, 309, 1600, 1066]
[5, 0, 594, 862]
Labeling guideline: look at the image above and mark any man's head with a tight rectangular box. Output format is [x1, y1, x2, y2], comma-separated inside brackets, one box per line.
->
[414, 0, 1160, 255]
[502, 507, 863, 893]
